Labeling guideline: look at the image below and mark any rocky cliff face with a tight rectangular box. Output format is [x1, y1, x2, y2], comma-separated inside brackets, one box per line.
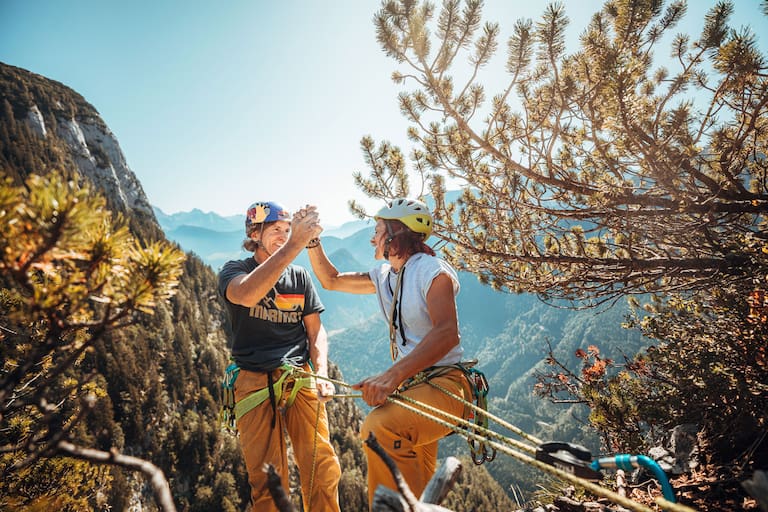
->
[58, 113, 151, 214]
[1, 61, 253, 509]
[1, 61, 153, 219]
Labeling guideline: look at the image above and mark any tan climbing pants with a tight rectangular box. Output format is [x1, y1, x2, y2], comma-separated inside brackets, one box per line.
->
[235, 364, 341, 512]
[360, 368, 471, 509]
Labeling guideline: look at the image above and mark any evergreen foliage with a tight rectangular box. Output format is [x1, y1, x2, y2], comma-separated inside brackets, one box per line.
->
[357, 0, 767, 305]
[350, 0, 767, 508]
[625, 287, 767, 466]
[0, 169, 186, 508]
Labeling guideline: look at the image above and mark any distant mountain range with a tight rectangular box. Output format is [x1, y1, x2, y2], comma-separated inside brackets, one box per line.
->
[153, 207, 245, 232]
[153, 206, 375, 272]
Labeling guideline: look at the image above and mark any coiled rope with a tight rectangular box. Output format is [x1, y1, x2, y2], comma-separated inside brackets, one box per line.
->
[299, 369, 698, 512]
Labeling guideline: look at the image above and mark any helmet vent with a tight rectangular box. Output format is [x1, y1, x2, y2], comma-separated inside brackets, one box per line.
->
[373, 197, 433, 238]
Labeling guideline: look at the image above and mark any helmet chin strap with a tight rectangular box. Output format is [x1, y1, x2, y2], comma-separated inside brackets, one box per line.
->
[383, 221, 405, 260]
[254, 224, 273, 258]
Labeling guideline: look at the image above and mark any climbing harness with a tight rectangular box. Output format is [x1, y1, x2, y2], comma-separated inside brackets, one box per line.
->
[219, 362, 315, 433]
[401, 361, 497, 465]
[297, 368, 697, 512]
[220, 361, 327, 512]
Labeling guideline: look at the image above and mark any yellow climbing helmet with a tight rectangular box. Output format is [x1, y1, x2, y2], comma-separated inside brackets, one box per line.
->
[375, 197, 433, 238]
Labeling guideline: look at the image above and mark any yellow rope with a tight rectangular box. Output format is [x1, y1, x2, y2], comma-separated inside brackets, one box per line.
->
[306, 393, 322, 511]
[300, 370, 698, 512]
[311, 371, 539, 454]
[393, 390, 538, 455]
[424, 377, 543, 446]
[388, 395, 694, 512]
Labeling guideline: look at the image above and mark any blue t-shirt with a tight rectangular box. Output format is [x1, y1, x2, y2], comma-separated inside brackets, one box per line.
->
[218, 257, 324, 372]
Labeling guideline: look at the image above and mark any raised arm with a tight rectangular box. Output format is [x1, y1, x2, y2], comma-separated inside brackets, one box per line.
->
[307, 241, 375, 294]
[227, 209, 321, 306]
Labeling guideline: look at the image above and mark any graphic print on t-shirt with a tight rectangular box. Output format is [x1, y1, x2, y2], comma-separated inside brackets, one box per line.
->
[249, 289, 305, 324]
[273, 293, 304, 311]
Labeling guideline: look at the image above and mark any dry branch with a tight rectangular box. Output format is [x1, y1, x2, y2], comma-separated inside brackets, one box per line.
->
[56, 440, 176, 512]
[264, 463, 296, 512]
[365, 432, 462, 512]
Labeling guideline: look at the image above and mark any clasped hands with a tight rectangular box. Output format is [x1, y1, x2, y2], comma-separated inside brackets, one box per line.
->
[293, 205, 322, 247]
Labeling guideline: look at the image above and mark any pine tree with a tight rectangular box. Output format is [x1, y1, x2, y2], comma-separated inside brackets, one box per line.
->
[354, 1, 767, 508]
[355, 0, 767, 305]
[0, 169, 186, 510]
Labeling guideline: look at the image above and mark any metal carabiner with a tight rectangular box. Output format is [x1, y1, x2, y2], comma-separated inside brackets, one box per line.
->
[470, 445, 485, 465]
[472, 371, 489, 396]
[469, 439, 497, 465]
[483, 444, 497, 463]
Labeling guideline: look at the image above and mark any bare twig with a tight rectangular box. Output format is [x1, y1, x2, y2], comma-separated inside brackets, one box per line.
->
[263, 463, 296, 512]
[365, 432, 420, 510]
[56, 441, 176, 512]
[616, 469, 627, 498]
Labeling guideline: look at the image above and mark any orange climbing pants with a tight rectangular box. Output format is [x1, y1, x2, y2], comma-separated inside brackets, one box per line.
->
[360, 368, 471, 509]
[235, 365, 341, 512]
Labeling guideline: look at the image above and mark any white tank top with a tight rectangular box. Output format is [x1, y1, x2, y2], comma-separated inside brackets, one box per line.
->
[369, 252, 463, 365]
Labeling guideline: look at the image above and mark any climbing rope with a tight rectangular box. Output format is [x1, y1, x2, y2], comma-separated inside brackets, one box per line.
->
[297, 369, 698, 512]
[306, 392, 322, 512]
[423, 377, 543, 446]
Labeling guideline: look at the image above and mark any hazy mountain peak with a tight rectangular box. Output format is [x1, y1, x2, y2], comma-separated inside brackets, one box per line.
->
[1, 62, 154, 219]
[153, 206, 245, 232]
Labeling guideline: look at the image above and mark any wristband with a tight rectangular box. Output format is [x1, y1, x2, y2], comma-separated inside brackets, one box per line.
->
[306, 238, 321, 249]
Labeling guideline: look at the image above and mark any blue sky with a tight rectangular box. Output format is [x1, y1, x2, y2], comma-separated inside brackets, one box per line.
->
[2, 1, 766, 227]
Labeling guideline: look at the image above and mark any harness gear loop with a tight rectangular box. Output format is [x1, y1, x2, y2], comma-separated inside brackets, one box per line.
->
[461, 365, 496, 465]
[219, 363, 315, 433]
[220, 362, 240, 433]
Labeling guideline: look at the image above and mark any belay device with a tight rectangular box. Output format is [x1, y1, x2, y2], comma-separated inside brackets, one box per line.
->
[535, 441, 678, 503]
